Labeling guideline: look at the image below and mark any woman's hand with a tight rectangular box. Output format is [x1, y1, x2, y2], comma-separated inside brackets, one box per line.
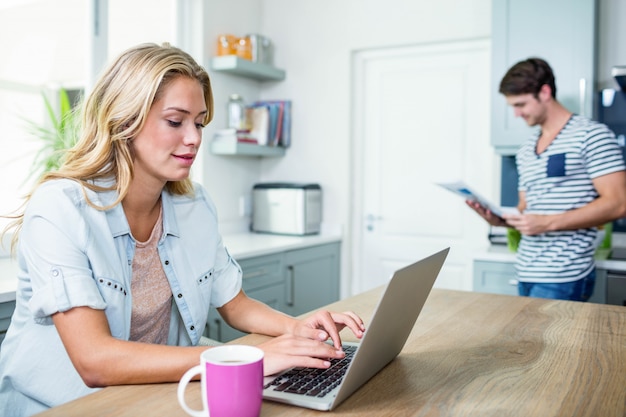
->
[257, 309, 365, 376]
[294, 310, 365, 349]
[259, 334, 345, 376]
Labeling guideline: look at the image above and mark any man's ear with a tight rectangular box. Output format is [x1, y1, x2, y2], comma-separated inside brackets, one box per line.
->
[538, 84, 553, 102]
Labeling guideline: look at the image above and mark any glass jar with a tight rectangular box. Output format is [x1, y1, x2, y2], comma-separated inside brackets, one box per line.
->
[227, 94, 246, 130]
[235, 36, 252, 61]
[217, 34, 237, 56]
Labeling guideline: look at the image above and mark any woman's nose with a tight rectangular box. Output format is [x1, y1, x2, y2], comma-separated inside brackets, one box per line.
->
[184, 126, 202, 146]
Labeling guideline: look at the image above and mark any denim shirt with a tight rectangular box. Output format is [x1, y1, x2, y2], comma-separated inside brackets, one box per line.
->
[0, 179, 242, 416]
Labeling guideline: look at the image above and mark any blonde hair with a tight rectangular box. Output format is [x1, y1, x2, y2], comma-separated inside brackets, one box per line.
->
[3, 43, 214, 251]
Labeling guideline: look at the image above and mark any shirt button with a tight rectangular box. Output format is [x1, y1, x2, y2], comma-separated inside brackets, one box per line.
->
[52, 269, 59, 277]
[164, 260, 170, 265]
[190, 326, 195, 331]
[177, 293, 183, 298]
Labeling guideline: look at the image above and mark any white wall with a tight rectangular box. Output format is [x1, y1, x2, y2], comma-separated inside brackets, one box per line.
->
[199, 0, 626, 296]
[255, 0, 492, 295]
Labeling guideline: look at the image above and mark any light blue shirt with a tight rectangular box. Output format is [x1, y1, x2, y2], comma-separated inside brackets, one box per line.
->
[0, 179, 242, 416]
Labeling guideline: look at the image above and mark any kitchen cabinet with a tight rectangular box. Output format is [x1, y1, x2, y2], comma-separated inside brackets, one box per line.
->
[209, 56, 288, 158]
[491, 0, 597, 155]
[473, 259, 608, 303]
[283, 242, 340, 317]
[204, 253, 285, 342]
[203, 242, 341, 343]
[0, 300, 15, 349]
[473, 260, 518, 296]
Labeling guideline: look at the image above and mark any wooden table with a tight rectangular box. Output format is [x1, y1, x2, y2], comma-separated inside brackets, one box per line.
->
[34, 289, 626, 417]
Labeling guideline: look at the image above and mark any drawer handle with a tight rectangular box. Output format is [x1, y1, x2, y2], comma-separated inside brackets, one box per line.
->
[286, 265, 295, 306]
[214, 319, 222, 341]
[244, 269, 267, 279]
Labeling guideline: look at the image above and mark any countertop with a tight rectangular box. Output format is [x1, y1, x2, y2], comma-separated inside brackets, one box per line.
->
[0, 231, 342, 304]
[34, 288, 626, 417]
[473, 244, 626, 271]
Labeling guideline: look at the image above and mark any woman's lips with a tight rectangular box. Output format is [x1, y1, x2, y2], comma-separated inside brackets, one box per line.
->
[173, 153, 195, 166]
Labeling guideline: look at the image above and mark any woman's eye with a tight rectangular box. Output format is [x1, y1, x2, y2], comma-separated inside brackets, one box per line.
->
[167, 120, 182, 127]
[196, 123, 205, 129]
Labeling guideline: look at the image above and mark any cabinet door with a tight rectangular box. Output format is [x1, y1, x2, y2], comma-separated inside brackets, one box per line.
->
[491, 0, 596, 154]
[0, 300, 16, 348]
[473, 260, 518, 296]
[204, 283, 285, 343]
[203, 253, 285, 343]
[588, 268, 607, 304]
[284, 243, 340, 317]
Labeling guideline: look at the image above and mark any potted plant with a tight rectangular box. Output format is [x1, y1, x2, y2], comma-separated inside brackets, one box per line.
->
[23, 88, 79, 181]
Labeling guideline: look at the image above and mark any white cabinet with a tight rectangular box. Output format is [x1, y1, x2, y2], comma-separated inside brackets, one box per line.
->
[491, 0, 597, 154]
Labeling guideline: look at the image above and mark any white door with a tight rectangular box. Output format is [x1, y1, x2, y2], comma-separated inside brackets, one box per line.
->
[351, 39, 494, 294]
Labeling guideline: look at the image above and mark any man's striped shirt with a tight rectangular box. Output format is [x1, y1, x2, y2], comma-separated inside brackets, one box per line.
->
[515, 114, 625, 283]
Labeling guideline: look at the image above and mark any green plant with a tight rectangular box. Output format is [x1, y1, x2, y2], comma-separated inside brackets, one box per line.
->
[23, 88, 79, 181]
[507, 228, 521, 253]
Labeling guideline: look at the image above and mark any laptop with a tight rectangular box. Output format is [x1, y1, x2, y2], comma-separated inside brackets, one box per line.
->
[262, 247, 450, 411]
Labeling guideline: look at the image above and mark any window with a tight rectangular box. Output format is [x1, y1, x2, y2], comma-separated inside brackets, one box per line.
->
[0, 0, 176, 247]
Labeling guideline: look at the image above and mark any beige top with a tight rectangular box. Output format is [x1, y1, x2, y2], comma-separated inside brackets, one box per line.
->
[129, 207, 172, 344]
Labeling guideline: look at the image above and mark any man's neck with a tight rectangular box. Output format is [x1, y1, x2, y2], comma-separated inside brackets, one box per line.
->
[540, 101, 572, 138]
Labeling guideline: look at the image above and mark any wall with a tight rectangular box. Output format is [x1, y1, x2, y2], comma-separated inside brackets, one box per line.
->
[197, 0, 626, 296]
[246, 0, 492, 296]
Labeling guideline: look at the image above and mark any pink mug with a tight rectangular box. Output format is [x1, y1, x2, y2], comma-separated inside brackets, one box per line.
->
[177, 345, 264, 417]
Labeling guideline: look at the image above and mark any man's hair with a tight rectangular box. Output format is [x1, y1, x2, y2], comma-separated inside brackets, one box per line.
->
[499, 57, 556, 99]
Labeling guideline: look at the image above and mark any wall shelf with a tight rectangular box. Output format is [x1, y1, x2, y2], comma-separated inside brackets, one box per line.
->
[209, 141, 286, 157]
[210, 56, 286, 81]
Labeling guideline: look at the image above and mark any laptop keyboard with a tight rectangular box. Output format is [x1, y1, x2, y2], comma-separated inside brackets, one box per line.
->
[264, 344, 358, 398]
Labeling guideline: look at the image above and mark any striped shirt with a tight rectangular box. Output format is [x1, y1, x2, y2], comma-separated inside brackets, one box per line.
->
[515, 114, 625, 283]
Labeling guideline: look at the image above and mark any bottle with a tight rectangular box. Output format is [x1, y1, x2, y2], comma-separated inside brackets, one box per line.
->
[227, 94, 246, 130]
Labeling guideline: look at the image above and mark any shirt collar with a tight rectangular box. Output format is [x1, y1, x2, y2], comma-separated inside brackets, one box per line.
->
[94, 179, 181, 239]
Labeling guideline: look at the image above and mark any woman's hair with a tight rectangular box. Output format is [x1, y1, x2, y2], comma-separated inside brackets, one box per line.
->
[499, 57, 557, 99]
[3, 42, 214, 251]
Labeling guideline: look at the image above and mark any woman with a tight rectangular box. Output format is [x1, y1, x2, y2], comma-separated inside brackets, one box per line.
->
[0, 43, 364, 416]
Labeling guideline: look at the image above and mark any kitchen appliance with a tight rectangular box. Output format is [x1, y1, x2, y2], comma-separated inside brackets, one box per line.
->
[596, 85, 626, 233]
[611, 65, 626, 91]
[252, 183, 322, 235]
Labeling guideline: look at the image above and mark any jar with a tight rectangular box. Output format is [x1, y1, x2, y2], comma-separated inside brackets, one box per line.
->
[235, 36, 252, 61]
[217, 34, 237, 56]
[227, 94, 246, 129]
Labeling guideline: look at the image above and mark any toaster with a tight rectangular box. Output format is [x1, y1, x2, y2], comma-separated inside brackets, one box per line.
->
[252, 183, 322, 235]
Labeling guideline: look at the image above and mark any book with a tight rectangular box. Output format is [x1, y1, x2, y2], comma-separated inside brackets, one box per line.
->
[247, 106, 270, 145]
[250, 100, 291, 147]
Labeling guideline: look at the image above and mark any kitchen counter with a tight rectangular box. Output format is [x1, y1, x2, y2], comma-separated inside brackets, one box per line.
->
[473, 244, 626, 271]
[0, 231, 342, 304]
[222, 231, 341, 259]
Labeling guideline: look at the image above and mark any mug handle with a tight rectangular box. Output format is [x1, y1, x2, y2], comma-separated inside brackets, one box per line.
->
[177, 365, 207, 417]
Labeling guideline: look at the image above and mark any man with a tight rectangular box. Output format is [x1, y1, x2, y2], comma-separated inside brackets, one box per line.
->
[468, 57, 626, 301]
